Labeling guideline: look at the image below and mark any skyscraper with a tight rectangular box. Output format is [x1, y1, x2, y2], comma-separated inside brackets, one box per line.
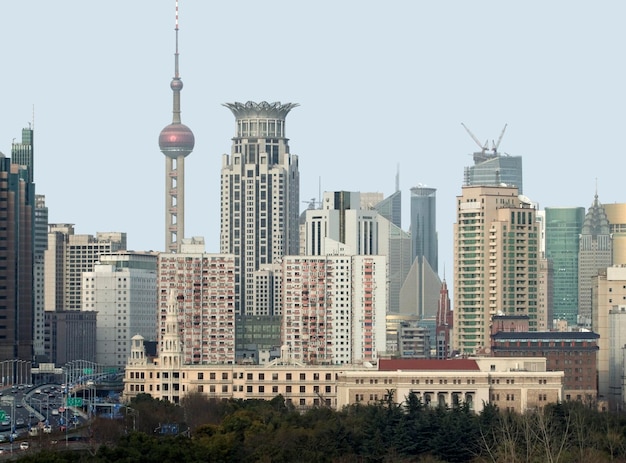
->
[545, 207, 585, 325]
[453, 186, 538, 355]
[603, 203, 626, 265]
[462, 124, 523, 193]
[221, 101, 300, 315]
[0, 155, 34, 361]
[410, 186, 438, 271]
[578, 192, 612, 323]
[159, 1, 195, 253]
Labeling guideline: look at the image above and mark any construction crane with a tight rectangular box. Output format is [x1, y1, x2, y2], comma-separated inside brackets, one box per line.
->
[461, 123, 489, 154]
[461, 123, 508, 162]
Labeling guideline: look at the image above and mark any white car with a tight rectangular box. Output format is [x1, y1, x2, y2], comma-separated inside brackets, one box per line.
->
[51, 409, 59, 416]
[43, 425, 52, 434]
[19, 441, 29, 450]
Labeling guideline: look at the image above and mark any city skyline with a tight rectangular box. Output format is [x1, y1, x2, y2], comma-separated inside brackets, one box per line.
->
[2, 1, 626, 289]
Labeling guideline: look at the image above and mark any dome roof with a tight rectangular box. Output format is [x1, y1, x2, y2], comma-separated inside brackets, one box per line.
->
[159, 123, 195, 158]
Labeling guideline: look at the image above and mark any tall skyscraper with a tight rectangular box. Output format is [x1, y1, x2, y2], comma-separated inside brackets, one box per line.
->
[410, 186, 438, 271]
[11, 127, 48, 360]
[453, 186, 538, 355]
[159, 1, 195, 253]
[221, 101, 300, 315]
[545, 207, 585, 325]
[0, 156, 34, 361]
[578, 192, 612, 323]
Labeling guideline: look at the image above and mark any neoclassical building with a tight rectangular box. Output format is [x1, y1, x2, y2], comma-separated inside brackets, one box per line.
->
[124, 319, 563, 413]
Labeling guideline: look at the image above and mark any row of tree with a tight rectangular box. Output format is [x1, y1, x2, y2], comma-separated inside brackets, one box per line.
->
[16, 392, 626, 462]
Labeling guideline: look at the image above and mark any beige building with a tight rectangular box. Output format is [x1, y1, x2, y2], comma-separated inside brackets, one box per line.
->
[453, 186, 539, 354]
[124, 341, 563, 414]
[604, 204, 626, 265]
[593, 265, 626, 400]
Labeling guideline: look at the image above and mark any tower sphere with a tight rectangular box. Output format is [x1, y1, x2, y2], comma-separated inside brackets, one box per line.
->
[159, 123, 195, 158]
[170, 78, 183, 91]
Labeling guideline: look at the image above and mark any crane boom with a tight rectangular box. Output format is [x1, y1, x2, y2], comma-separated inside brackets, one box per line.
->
[461, 123, 488, 153]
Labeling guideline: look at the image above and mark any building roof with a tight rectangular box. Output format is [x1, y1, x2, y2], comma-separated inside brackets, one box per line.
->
[378, 358, 480, 372]
[492, 331, 599, 340]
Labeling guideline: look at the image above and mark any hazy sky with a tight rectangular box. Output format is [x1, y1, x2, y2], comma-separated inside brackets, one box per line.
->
[2, 1, 625, 286]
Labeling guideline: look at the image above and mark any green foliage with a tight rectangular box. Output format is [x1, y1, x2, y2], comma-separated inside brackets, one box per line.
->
[19, 395, 626, 462]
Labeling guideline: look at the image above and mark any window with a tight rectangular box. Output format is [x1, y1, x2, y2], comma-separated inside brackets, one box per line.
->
[300, 386, 306, 393]
[286, 386, 292, 393]
[286, 373, 292, 381]
[209, 372, 216, 380]
[198, 372, 204, 380]
[222, 372, 228, 380]
[300, 373, 306, 381]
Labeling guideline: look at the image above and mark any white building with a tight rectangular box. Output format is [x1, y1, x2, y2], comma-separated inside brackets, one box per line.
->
[82, 251, 158, 368]
[220, 101, 300, 316]
[282, 254, 387, 365]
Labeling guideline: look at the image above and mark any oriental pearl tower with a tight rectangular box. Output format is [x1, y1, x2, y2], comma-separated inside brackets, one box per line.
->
[159, 0, 195, 253]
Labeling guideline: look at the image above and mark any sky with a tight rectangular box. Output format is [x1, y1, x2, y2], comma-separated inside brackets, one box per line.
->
[1, 1, 625, 294]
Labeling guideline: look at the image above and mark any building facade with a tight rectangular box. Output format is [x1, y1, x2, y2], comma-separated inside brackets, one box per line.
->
[282, 254, 387, 365]
[82, 251, 158, 368]
[603, 203, 626, 265]
[593, 265, 626, 401]
[44, 225, 127, 312]
[578, 193, 612, 324]
[158, 238, 236, 365]
[220, 101, 300, 316]
[0, 156, 34, 361]
[545, 207, 585, 325]
[453, 186, 539, 355]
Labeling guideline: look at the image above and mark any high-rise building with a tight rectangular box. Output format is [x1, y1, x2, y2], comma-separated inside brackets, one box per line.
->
[44, 224, 127, 311]
[592, 265, 626, 402]
[373, 170, 402, 229]
[82, 251, 158, 368]
[409, 186, 438, 271]
[603, 203, 626, 265]
[545, 207, 585, 325]
[33, 195, 48, 361]
[158, 2, 195, 253]
[435, 278, 453, 359]
[453, 186, 539, 355]
[282, 254, 387, 365]
[43, 310, 96, 365]
[0, 155, 34, 361]
[158, 237, 236, 365]
[11, 127, 34, 183]
[220, 101, 300, 315]
[578, 193, 612, 324]
[10, 127, 48, 361]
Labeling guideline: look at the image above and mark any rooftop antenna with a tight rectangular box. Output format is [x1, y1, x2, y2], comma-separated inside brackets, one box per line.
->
[395, 164, 400, 192]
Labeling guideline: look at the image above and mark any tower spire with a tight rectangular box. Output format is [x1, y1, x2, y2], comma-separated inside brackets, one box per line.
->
[159, 0, 195, 253]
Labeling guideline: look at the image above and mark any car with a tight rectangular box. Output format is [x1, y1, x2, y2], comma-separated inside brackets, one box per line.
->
[51, 409, 59, 416]
[19, 441, 29, 450]
[34, 389, 41, 394]
[15, 419, 24, 426]
[43, 425, 51, 434]
[59, 425, 66, 432]
[1, 420, 9, 427]
[15, 403, 22, 408]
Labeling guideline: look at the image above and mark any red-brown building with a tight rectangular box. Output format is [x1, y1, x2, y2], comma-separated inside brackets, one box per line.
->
[491, 331, 599, 402]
